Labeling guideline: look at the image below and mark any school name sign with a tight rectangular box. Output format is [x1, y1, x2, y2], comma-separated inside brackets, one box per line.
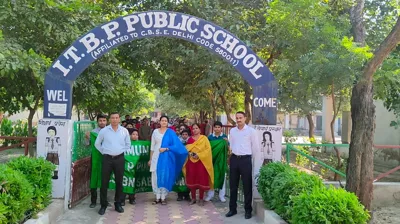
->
[43, 10, 277, 123]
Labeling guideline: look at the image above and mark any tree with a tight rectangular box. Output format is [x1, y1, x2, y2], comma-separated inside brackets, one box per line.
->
[346, 0, 400, 210]
[72, 51, 155, 119]
[0, 1, 103, 155]
[368, 0, 400, 128]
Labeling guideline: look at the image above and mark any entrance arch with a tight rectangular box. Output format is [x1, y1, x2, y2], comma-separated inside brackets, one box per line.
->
[43, 10, 277, 122]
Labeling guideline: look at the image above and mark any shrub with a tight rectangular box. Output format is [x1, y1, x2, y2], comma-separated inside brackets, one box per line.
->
[295, 146, 311, 167]
[283, 130, 297, 143]
[291, 187, 370, 224]
[0, 165, 34, 223]
[7, 156, 55, 214]
[0, 118, 13, 146]
[270, 169, 324, 220]
[257, 162, 292, 208]
[12, 120, 29, 137]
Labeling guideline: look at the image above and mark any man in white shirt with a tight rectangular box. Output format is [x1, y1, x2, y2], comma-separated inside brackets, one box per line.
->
[95, 112, 130, 215]
[226, 112, 262, 220]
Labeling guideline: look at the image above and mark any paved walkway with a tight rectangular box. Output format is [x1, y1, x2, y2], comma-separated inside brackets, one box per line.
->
[57, 192, 262, 224]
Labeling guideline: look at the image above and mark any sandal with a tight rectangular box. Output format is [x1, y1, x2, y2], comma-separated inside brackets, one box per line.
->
[199, 199, 204, 206]
[189, 199, 196, 205]
[161, 200, 167, 205]
[152, 199, 160, 205]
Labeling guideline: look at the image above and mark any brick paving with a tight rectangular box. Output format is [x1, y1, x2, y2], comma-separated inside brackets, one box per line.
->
[57, 191, 262, 224]
[103, 192, 224, 224]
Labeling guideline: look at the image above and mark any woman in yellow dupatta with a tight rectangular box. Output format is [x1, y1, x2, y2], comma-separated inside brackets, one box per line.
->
[183, 123, 214, 206]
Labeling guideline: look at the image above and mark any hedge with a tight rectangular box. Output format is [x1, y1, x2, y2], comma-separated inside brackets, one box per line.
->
[291, 187, 370, 224]
[0, 156, 55, 224]
[7, 157, 55, 213]
[0, 165, 34, 223]
[257, 162, 370, 224]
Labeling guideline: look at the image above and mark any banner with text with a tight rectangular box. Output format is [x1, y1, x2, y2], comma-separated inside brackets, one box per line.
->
[90, 133, 152, 194]
[43, 10, 276, 119]
[252, 82, 278, 125]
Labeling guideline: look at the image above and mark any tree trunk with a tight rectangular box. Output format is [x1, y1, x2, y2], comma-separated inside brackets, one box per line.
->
[211, 100, 217, 123]
[88, 111, 96, 121]
[331, 84, 343, 181]
[346, 7, 400, 209]
[27, 108, 35, 156]
[76, 105, 81, 121]
[243, 82, 252, 124]
[346, 82, 375, 210]
[207, 91, 217, 123]
[215, 82, 236, 125]
[27, 95, 40, 157]
[350, 0, 366, 44]
[219, 93, 236, 125]
[199, 110, 204, 123]
[306, 113, 314, 139]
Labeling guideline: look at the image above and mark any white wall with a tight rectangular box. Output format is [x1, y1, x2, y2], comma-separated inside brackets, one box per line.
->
[373, 100, 400, 145]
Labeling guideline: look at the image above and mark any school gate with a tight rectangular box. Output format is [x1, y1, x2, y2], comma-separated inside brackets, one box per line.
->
[36, 10, 281, 208]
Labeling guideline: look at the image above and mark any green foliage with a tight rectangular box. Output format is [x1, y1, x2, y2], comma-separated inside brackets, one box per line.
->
[154, 91, 196, 117]
[6, 157, 55, 214]
[0, 118, 38, 146]
[257, 162, 292, 208]
[283, 130, 297, 143]
[0, 118, 13, 146]
[257, 160, 368, 223]
[270, 169, 324, 220]
[0, 0, 103, 132]
[367, 1, 400, 128]
[295, 146, 311, 168]
[291, 187, 370, 224]
[0, 165, 34, 224]
[12, 120, 28, 137]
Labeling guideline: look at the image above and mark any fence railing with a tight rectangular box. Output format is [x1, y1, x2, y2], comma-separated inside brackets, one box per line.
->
[72, 121, 96, 162]
[70, 156, 92, 208]
[373, 144, 400, 182]
[285, 143, 348, 178]
[285, 143, 400, 183]
[69, 121, 96, 208]
[0, 136, 36, 156]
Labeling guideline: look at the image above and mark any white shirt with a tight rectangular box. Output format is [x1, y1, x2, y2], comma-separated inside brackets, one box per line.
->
[95, 125, 130, 156]
[150, 129, 165, 172]
[229, 124, 263, 176]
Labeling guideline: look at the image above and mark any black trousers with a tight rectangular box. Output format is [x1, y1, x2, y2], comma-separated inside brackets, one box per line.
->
[90, 155, 97, 204]
[177, 191, 190, 198]
[229, 154, 252, 213]
[121, 193, 135, 201]
[100, 153, 124, 207]
[90, 188, 97, 204]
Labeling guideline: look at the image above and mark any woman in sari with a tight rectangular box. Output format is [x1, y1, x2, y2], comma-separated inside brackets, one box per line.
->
[184, 123, 214, 206]
[148, 116, 187, 205]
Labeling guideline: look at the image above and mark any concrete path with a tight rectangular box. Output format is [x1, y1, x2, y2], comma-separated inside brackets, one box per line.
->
[57, 192, 262, 224]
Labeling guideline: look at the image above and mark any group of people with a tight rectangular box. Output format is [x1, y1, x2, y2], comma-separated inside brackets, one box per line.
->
[90, 111, 262, 220]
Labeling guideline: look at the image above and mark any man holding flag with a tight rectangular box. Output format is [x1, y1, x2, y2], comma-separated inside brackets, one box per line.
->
[86, 114, 107, 208]
[205, 121, 229, 203]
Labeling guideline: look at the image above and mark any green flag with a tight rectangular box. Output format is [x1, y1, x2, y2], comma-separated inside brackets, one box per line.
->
[173, 172, 189, 193]
[210, 139, 228, 189]
[90, 132, 152, 193]
[90, 132, 103, 189]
